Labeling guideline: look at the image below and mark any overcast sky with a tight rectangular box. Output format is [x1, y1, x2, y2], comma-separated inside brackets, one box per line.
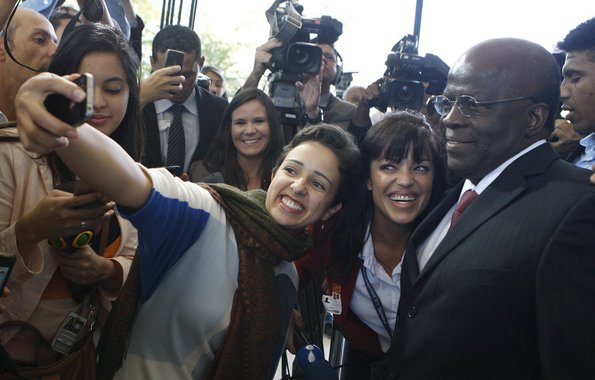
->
[195, 0, 595, 87]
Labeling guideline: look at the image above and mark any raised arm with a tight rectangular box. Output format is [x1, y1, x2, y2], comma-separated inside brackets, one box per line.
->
[16, 72, 152, 210]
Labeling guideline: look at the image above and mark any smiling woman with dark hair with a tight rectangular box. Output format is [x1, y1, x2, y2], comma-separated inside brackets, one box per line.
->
[190, 88, 285, 190]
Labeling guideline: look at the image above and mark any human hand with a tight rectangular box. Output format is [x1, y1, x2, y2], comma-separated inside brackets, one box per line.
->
[18, 190, 115, 246]
[139, 66, 185, 107]
[591, 163, 595, 185]
[16, 73, 85, 153]
[360, 78, 383, 107]
[56, 244, 115, 285]
[253, 38, 283, 74]
[296, 66, 323, 118]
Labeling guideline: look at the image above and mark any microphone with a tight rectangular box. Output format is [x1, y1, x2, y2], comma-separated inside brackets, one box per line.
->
[296, 344, 338, 380]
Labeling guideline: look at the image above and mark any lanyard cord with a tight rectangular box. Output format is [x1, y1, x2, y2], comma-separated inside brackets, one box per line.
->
[361, 265, 394, 338]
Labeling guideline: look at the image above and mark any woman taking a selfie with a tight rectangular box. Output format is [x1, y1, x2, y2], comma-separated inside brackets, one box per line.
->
[15, 58, 361, 380]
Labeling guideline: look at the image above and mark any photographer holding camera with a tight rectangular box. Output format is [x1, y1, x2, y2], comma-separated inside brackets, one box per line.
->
[241, 1, 366, 144]
[243, 38, 356, 135]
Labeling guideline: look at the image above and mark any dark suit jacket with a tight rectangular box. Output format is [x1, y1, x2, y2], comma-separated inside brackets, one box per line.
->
[142, 86, 228, 169]
[373, 143, 595, 380]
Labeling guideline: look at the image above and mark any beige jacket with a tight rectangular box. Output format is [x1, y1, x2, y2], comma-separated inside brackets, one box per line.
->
[0, 137, 137, 343]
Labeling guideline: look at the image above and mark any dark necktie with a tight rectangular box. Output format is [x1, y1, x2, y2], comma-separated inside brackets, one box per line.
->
[450, 189, 478, 227]
[166, 103, 185, 168]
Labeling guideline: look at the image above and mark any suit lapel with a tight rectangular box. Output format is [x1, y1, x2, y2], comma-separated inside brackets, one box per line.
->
[142, 102, 164, 167]
[404, 184, 462, 281]
[413, 143, 559, 284]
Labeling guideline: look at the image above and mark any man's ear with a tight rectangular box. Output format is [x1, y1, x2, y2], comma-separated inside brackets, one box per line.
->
[525, 103, 548, 137]
[322, 203, 342, 221]
[149, 55, 157, 70]
[198, 56, 205, 70]
[366, 179, 372, 191]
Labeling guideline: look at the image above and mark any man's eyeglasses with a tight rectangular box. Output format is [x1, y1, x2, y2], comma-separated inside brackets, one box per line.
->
[433, 95, 532, 118]
[322, 53, 336, 62]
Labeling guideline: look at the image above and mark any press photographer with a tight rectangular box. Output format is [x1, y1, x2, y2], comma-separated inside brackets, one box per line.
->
[352, 34, 449, 130]
[241, 0, 356, 140]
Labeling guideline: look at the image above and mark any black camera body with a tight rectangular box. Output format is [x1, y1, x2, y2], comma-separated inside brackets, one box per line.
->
[265, 0, 342, 125]
[373, 35, 449, 112]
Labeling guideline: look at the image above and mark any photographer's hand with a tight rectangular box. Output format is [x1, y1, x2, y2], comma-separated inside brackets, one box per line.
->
[57, 244, 123, 292]
[242, 38, 283, 91]
[352, 78, 383, 128]
[296, 67, 323, 121]
[139, 66, 185, 108]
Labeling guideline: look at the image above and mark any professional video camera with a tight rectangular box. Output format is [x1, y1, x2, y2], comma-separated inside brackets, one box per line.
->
[265, 0, 342, 125]
[372, 34, 449, 112]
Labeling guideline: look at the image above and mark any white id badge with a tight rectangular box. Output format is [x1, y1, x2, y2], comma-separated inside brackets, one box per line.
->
[322, 292, 342, 315]
[51, 312, 87, 355]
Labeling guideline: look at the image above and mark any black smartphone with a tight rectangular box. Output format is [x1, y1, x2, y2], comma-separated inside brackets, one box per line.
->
[44, 73, 94, 127]
[82, 0, 103, 22]
[164, 49, 185, 71]
[0, 253, 16, 295]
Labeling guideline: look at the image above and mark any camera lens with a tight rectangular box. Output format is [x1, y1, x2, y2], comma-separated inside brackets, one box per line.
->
[397, 84, 414, 101]
[292, 47, 310, 65]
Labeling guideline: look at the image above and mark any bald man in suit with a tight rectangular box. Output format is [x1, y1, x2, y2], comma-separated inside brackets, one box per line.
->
[373, 38, 595, 380]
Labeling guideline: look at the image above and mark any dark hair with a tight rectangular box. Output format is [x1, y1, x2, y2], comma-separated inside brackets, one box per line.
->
[203, 89, 284, 190]
[329, 110, 446, 277]
[47, 24, 143, 179]
[275, 123, 361, 207]
[557, 17, 595, 58]
[151, 25, 201, 59]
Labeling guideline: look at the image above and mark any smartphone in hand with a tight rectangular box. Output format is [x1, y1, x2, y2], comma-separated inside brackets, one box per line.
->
[164, 49, 185, 72]
[44, 73, 94, 127]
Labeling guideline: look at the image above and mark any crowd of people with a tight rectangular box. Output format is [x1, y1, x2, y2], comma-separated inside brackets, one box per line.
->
[0, 0, 593, 379]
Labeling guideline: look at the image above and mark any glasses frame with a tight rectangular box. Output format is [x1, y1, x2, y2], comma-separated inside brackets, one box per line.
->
[434, 95, 533, 118]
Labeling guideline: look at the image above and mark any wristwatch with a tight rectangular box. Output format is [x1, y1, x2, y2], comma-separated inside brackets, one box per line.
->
[303, 108, 324, 125]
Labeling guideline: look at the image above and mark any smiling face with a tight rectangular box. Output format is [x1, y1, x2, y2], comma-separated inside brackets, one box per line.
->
[560, 50, 595, 136]
[231, 99, 271, 161]
[78, 52, 129, 136]
[441, 50, 534, 183]
[368, 147, 434, 228]
[265, 141, 340, 228]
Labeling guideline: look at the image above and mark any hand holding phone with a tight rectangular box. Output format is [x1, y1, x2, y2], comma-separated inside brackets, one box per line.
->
[164, 49, 185, 73]
[44, 73, 94, 127]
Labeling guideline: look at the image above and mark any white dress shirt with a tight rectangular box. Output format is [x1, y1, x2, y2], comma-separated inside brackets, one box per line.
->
[417, 139, 547, 271]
